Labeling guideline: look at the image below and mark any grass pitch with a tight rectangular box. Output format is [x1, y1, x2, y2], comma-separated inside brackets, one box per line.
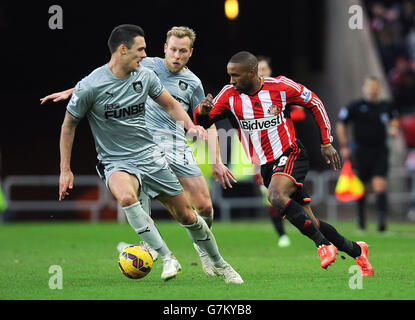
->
[0, 220, 414, 300]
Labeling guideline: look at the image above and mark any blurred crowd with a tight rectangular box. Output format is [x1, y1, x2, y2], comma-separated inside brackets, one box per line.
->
[365, 0, 415, 220]
[365, 0, 415, 116]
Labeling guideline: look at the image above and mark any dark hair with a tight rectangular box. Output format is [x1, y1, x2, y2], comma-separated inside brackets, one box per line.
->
[107, 24, 145, 54]
[229, 51, 258, 71]
[256, 55, 272, 67]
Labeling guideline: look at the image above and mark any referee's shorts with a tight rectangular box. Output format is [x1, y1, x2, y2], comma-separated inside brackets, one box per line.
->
[354, 145, 388, 182]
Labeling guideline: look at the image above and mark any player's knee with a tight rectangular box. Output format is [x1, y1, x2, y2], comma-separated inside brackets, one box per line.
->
[268, 189, 289, 211]
[118, 193, 139, 208]
[177, 210, 197, 225]
[171, 202, 197, 225]
[195, 202, 213, 218]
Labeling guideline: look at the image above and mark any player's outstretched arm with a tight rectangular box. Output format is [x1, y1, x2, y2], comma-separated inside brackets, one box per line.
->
[40, 88, 74, 105]
[59, 111, 80, 201]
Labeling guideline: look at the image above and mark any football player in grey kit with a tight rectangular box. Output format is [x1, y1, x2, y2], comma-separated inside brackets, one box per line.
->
[41, 26, 236, 278]
[56, 24, 243, 283]
[139, 27, 236, 276]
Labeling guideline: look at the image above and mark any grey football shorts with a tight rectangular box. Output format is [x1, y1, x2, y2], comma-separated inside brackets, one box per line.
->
[96, 157, 183, 199]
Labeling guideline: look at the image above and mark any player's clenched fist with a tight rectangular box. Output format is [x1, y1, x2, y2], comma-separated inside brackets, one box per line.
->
[199, 93, 214, 114]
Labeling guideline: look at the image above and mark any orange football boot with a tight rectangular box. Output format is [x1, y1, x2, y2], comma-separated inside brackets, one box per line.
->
[355, 241, 374, 276]
[317, 244, 337, 269]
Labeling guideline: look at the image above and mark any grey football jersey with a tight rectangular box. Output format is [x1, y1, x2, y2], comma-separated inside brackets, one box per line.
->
[141, 57, 205, 141]
[66, 64, 165, 163]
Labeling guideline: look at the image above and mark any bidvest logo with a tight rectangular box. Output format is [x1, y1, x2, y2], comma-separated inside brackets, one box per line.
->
[239, 116, 282, 132]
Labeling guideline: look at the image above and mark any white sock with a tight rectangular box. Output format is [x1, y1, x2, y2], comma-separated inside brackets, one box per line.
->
[201, 208, 214, 229]
[138, 188, 151, 217]
[183, 213, 225, 267]
[196, 209, 214, 256]
[123, 201, 170, 259]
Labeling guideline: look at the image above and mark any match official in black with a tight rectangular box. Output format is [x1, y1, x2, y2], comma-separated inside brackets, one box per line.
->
[336, 76, 400, 232]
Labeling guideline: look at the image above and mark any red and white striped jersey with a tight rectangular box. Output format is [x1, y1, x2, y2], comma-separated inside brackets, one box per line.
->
[194, 76, 333, 165]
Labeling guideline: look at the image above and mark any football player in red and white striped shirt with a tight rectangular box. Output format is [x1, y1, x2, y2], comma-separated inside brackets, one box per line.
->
[194, 51, 374, 275]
